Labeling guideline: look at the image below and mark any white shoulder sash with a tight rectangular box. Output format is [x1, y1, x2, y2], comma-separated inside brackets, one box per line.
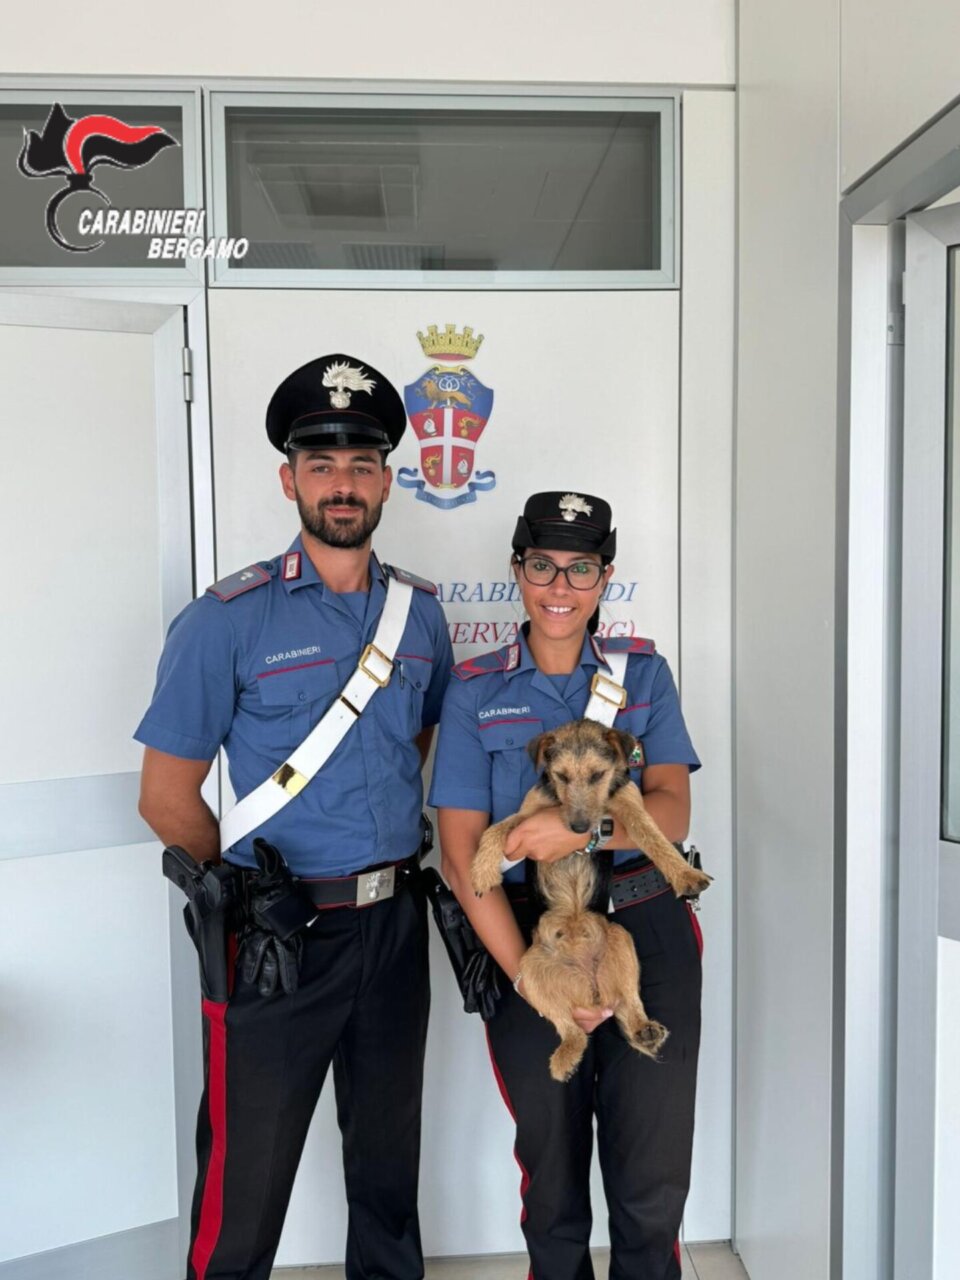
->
[583, 651, 628, 727]
[219, 580, 414, 853]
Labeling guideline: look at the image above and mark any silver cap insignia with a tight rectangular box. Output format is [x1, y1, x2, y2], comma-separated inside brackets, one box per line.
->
[322, 361, 376, 410]
[559, 493, 593, 523]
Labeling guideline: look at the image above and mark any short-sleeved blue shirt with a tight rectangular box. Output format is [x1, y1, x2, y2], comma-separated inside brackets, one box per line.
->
[135, 536, 453, 876]
[428, 628, 699, 883]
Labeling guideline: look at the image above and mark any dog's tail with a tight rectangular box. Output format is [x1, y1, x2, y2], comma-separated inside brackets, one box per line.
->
[538, 854, 599, 915]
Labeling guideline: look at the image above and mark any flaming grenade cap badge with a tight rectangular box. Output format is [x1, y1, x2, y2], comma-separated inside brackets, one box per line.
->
[321, 361, 377, 409]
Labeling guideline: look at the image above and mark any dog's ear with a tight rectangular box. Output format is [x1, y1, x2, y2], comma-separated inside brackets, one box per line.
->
[528, 732, 556, 770]
[604, 728, 636, 765]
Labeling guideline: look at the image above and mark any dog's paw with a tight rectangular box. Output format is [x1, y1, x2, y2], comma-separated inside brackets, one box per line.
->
[633, 1020, 669, 1058]
[674, 866, 712, 898]
[469, 860, 502, 897]
[549, 1044, 584, 1083]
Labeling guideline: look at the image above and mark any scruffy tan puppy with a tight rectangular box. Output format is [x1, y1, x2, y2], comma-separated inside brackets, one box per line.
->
[471, 720, 712, 1081]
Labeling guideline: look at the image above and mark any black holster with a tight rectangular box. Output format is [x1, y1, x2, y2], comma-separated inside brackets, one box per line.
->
[162, 845, 241, 1003]
[421, 867, 501, 1021]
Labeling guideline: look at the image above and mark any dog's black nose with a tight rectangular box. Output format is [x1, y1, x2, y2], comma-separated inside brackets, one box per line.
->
[569, 819, 591, 835]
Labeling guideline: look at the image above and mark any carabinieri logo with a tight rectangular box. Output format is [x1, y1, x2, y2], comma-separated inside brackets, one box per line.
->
[17, 103, 248, 261]
[18, 103, 178, 253]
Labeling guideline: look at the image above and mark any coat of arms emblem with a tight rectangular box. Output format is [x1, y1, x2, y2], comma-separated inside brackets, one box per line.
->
[398, 324, 496, 509]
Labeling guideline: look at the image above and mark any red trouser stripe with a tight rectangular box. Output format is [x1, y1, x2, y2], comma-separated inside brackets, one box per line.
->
[686, 902, 704, 957]
[672, 904, 704, 1269]
[191, 999, 228, 1280]
[485, 1028, 534, 1280]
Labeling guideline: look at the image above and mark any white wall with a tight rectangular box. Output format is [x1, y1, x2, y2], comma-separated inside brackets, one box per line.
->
[2, 0, 734, 85]
[736, 3, 840, 1279]
[680, 89, 735, 1243]
[841, 0, 960, 191]
[935, 936, 960, 1280]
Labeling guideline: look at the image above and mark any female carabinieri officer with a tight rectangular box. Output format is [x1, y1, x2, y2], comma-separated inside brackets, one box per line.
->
[428, 491, 703, 1280]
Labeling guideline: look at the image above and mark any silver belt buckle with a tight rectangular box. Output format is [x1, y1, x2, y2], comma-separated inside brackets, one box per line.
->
[356, 864, 396, 906]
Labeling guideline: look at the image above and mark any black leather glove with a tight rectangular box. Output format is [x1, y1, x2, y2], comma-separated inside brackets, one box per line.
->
[238, 839, 317, 997]
[239, 925, 303, 998]
[462, 948, 501, 1021]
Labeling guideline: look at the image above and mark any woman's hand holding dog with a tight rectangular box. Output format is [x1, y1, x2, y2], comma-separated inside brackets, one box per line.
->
[514, 974, 611, 1034]
[503, 808, 589, 863]
[570, 1004, 615, 1034]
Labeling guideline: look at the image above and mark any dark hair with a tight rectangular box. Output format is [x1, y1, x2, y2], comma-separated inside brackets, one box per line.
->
[587, 606, 600, 635]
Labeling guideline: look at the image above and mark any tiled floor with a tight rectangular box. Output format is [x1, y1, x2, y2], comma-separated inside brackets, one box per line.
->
[274, 1241, 750, 1279]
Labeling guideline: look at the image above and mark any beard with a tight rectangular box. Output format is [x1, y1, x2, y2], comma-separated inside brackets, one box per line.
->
[296, 489, 384, 549]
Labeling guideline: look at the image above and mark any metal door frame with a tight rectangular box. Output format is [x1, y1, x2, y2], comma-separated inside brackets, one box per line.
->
[895, 204, 960, 1278]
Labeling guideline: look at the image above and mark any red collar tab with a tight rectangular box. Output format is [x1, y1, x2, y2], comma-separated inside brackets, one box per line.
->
[282, 552, 302, 582]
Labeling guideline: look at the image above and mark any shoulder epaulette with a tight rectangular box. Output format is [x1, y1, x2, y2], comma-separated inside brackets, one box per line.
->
[453, 644, 520, 681]
[206, 563, 272, 602]
[383, 563, 438, 595]
[600, 636, 657, 656]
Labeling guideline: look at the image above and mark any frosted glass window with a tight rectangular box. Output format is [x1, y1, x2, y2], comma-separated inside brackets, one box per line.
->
[221, 104, 668, 275]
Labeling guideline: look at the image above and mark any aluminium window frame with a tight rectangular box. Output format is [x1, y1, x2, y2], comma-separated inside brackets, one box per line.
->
[206, 87, 679, 289]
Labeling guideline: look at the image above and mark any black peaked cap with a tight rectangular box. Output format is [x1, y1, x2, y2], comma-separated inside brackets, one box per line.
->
[512, 490, 616, 560]
[266, 353, 406, 454]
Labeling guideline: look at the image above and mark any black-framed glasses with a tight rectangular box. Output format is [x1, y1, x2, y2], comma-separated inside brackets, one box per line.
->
[516, 555, 605, 590]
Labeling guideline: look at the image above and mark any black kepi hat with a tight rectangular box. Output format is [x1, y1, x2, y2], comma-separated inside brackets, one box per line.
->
[266, 353, 406, 454]
[513, 491, 617, 560]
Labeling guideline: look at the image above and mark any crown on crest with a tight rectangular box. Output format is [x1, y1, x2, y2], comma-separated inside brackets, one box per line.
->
[416, 323, 484, 361]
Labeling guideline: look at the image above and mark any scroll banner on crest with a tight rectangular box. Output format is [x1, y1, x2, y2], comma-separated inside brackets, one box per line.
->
[397, 467, 496, 508]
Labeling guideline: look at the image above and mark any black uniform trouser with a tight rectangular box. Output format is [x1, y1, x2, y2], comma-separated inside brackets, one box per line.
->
[186, 879, 430, 1280]
[486, 883, 703, 1280]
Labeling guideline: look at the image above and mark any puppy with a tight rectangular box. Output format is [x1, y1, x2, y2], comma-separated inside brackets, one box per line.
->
[471, 720, 711, 1081]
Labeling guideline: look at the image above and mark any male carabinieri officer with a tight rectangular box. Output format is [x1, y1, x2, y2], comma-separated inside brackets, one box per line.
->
[136, 354, 453, 1280]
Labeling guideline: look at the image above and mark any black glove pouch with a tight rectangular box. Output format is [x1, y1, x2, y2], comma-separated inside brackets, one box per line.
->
[239, 839, 318, 998]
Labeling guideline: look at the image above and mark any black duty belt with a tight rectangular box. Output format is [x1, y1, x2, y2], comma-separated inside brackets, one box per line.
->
[301, 854, 421, 910]
[504, 857, 671, 913]
[610, 859, 671, 909]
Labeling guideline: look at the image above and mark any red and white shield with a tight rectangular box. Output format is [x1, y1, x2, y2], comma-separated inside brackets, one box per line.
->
[408, 406, 489, 490]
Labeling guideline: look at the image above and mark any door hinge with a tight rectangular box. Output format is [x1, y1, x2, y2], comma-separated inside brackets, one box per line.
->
[182, 347, 194, 403]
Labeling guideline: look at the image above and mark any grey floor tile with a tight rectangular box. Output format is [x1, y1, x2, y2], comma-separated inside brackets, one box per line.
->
[687, 1241, 751, 1280]
[274, 1241, 712, 1278]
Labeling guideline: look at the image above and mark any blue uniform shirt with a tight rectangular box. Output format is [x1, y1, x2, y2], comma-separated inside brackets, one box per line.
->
[428, 628, 700, 882]
[135, 536, 454, 875]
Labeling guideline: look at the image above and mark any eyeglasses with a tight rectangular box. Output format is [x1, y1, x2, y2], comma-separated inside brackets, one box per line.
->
[516, 556, 605, 590]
